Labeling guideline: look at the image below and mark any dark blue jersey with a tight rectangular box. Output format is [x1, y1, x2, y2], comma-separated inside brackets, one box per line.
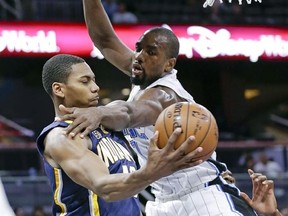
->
[36, 121, 140, 216]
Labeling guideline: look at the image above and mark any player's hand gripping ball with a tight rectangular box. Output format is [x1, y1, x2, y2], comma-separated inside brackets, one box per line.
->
[155, 102, 218, 161]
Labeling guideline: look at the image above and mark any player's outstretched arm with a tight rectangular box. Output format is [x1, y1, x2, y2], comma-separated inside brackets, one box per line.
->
[47, 127, 202, 202]
[240, 169, 282, 216]
[58, 87, 180, 138]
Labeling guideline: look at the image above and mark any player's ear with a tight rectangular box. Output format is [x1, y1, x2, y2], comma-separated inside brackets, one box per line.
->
[164, 57, 176, 72]
[52, 82, 65, 98]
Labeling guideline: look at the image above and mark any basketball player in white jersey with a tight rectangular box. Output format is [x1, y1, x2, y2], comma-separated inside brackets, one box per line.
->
[58, 0, 277, 215]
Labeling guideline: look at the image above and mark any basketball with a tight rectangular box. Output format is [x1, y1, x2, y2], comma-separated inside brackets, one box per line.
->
[154, 102, 218, 161]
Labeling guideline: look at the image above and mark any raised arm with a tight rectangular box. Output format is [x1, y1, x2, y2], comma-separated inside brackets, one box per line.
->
[83, 0, 133, 75]
[45, 127, 203, 201]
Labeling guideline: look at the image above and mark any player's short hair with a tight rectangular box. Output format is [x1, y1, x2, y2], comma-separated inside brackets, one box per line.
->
[147, 27, 180, 58]
[42, 54, 85, 96]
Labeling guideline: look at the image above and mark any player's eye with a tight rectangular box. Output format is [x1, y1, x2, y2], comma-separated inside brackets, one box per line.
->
[147, 50, 156, 55]
[80, 79, 89, 84]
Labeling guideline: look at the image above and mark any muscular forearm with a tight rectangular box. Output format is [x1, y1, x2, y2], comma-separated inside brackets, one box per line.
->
[100, 100, 162, 130]
[60, 145, 152, 202]
[100, 88, 178, 130]
[94, 167, 153, 201]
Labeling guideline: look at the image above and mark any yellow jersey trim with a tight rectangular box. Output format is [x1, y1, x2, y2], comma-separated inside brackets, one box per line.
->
[54, 168, 67, 215]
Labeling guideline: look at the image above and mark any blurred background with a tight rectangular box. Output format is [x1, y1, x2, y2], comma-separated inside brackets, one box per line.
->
[1, 0, 288, 215]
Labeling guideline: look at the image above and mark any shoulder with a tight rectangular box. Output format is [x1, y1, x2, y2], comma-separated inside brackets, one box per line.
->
[141, 86, 182, 103]
[46, 127, 91, 148]
[41, 127, 70, 167]
[44, 127, 91, 161]
[131, 86, 183, 113]
[44, 127, 69, 151]
[46, 127, 66, 140]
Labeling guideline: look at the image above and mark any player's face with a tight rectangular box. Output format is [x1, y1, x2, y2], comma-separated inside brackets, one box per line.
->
[63, 62, 100, 108]
[132, 31, 171, 87]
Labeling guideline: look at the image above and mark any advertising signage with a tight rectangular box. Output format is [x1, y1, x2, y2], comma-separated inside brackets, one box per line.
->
[1, 22, 288, 62]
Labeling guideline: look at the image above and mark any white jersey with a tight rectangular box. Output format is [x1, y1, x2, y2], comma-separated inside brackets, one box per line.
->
[124, 69, 219, 200]
[124, 70, 258, 215]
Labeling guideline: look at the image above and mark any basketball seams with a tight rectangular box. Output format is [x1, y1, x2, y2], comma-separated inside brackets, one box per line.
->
[198, 112, 217, 160]
[184, 102, 190, 145]
[163, 107, 170, 146]
[197, 110, 212, 148]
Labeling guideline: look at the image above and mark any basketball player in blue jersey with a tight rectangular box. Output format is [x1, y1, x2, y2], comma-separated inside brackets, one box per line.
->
[37, 54, 204, 216]
[57, 1, 280, 215]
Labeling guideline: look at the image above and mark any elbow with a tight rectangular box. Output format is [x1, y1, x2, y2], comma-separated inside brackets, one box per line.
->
[97, 192, 115, 202]
[118, 111, 132, 130]
[91, 184, 112, 202]
[90, 178, 134, 202]
[92, 188, 121, 202]
[100, 194, 119, 202]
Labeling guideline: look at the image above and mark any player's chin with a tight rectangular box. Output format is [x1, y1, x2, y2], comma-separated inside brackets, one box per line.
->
[89, 100, 98, 107]
[130, 76, 144, 85]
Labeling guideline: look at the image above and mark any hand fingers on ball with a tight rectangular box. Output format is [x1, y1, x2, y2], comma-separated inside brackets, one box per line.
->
[165, 128, 182, 151]
[185, 147, 203, 163]
[150, 131, 159, 148]
[149, 131, 159, 149]
[176, 141, 203, 166]
[177, 135, 196, 153]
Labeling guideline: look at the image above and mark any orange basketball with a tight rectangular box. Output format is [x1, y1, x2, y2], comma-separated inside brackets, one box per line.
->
[154, 102, 218, 161]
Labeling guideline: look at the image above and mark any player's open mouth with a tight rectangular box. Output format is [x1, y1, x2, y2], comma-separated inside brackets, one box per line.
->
[132, 63, 143, 75]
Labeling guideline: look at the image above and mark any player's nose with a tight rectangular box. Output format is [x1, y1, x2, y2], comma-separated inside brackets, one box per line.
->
[135, 50, 144, 62]
[91, 82, 100, 93]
